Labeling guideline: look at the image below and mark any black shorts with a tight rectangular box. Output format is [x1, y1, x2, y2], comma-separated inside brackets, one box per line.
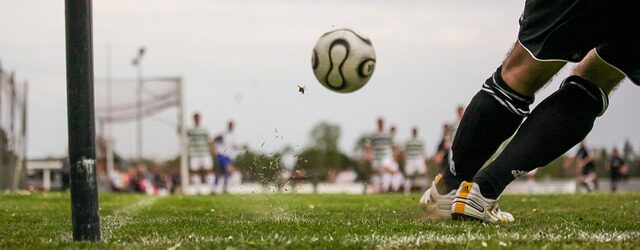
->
[518, 0, 640, 85]
[610, 169, 621, 180]
[581, 162, 596, 176]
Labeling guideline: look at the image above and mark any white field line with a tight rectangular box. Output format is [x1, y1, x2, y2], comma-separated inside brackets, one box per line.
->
[342, 230, 640, 247]
[101, 196, 158, 242]
[111, 230, 640, 247]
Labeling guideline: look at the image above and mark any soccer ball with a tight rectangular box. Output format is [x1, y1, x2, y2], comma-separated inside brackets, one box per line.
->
[311, 28, 376, 93]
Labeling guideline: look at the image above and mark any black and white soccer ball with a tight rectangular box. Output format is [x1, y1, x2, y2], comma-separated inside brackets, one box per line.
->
[311, 28, 376, 93]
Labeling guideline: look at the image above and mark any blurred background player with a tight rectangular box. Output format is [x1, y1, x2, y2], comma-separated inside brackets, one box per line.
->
[390, 125, 401, 163]
[214, 120, 239, 194]
[448, 105, 465, 139]
[565, 141, 598, 192]
[365, 118, 398, 193]
[403, 127, 428, 193]
[335, 166, 358, 184]
[434, 123, 452, 176]
[607, 147, 628, 192]
[187, 113, 214, 194]
[389, 125, 404, 192]
[526, 168, 538, 193]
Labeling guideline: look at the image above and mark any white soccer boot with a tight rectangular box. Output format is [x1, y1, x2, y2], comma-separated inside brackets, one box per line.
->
[451, 181, 514, 223]
[419, 174, 456, 220]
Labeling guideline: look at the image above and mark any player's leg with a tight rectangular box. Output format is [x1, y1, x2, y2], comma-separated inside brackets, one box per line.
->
[381, 159, 396, 192]
[393, 161, 404, 192]
[610, 173, 614, 192]
[369, 160, 381, 193]
[450, 1, 639, 222]
[203, 155, 215, 193]
[205, 167, 214, 188]
[381, 169, 391, 193]
[577, 171, 590, 192]
[199, 159, 208, 188]
[422, 42, 561, 221]
[391, 170, 403, 192]
[189, 157, 201, 187]
[586, 170, 597, 192]
[222, 160, 234, 193]
[583, 175, 593, 192]
[369, 173, 378, 194]
[610, 169, 618, 192]
[215, 154, 232, 194]
[403, 160, 415, 193]
[419, 162, 428, 190]
[591, 171, 599, 191]
[403, 164, 414, 194]
[213, 154, 223, 191]
[406, 174, 415, 194]
[439, 42, 565, 193]
[473, 49, 625, 200]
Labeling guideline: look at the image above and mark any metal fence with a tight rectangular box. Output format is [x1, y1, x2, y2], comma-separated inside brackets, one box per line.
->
[0, 62, 28, 190]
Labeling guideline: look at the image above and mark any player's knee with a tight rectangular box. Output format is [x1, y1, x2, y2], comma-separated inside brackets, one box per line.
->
[501, 43, 565, 94]
[480, 66, 535, 117]
[572, 50, 626, 94]
[560, 75, 609, 116]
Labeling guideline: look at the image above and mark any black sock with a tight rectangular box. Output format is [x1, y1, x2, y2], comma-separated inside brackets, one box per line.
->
[441, 67, 532, 193]
[474, 76, 608, 199]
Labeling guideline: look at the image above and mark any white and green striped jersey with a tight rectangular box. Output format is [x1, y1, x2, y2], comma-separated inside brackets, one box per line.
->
[405, 138, 425, 159]
[370, 132, 393, 161]
[187, 127, 210, 157]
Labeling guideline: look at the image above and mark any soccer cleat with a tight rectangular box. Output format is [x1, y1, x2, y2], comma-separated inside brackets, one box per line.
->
[419, 174, 456, 220]
[451, 181, 514, 223]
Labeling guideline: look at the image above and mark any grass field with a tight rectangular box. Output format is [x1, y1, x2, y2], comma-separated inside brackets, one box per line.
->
[1, 192, 639, 249]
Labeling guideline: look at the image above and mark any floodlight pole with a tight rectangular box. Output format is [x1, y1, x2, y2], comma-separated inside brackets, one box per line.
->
[65, 0, 101, 242]
[105, 44, 115, 177]
[132, 47, 145, 162]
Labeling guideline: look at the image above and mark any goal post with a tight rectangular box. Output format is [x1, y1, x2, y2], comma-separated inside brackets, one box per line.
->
[177, 78, 189, 194]
[65, 0, 190, 241]
[65, 0, 101, 242]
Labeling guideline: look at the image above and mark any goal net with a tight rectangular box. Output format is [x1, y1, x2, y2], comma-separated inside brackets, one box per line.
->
[94, 76, 188, 192]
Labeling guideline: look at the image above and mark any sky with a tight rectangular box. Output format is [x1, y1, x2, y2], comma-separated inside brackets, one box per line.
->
[0, 0, 638, 160]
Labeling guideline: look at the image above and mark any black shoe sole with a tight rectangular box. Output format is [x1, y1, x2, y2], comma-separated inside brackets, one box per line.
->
[451, 212, 483, 222]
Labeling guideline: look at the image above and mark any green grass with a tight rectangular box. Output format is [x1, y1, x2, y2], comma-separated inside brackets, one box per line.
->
[1, 192, 639, 249]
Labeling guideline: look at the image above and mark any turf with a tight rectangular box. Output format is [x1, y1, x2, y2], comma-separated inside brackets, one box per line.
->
[1, 192, 639, 249]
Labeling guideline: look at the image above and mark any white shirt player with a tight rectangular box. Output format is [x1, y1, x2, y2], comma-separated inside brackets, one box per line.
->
[370, 131, 398, 171]
[404, 138, 427, 176]
[216, 131, 237, 157]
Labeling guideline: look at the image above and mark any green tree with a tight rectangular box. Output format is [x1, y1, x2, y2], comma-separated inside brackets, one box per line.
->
[310, 121, 341, 153]
[294, 147, 355, 181]
[294, 121, 359, 192]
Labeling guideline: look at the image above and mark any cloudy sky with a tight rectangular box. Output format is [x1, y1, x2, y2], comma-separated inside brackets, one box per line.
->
[1, 0, 638, 160]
